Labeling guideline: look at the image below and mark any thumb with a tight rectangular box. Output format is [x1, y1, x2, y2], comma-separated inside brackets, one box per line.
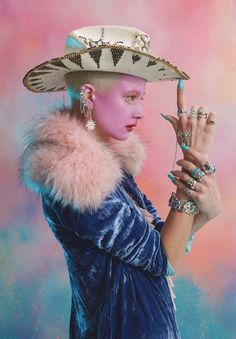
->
[160, 113, 178, 134]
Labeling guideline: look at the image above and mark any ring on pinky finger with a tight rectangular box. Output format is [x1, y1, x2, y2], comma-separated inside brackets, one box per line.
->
[186, 189, 193, 197]
[168, 175, 197, 199]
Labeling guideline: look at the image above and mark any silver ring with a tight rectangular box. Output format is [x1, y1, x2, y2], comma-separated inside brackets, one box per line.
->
[186, 189, 192, 196]
[202, 161, 216, 174]
[191, 167, 205, 182]
[177, 129, 192, 146]
[206, 119, 216, 125]
[186, 178, 197, 190]
[177, 109, 188, 118]
[189, 106, 198, 118]
[198, 112, 208, 120]
[197, 106, 208, 120]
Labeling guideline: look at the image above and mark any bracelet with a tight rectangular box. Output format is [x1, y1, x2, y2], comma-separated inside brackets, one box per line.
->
[168, 192, 200, 215]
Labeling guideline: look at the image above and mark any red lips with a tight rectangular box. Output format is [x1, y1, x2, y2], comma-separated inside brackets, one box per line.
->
[126, 122, 137, 127]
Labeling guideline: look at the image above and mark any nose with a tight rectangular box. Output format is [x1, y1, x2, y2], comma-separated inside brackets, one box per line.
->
[133, 107, 144, 120]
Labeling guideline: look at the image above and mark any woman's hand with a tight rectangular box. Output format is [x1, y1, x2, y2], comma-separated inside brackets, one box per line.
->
[170, 158, 222, 221]
[161, 79, 221, 222]
[162, 80, 216, 163]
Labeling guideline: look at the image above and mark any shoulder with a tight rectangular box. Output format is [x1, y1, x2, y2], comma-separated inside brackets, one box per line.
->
[19, 107, 148, 213]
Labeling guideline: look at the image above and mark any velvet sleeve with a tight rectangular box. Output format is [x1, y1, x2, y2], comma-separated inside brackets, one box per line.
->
[138, 187, 196, 258]
[141, 192, 165, 232]
[42, 191, 170, 278]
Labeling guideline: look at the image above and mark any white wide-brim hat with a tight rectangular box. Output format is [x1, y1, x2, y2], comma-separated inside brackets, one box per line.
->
[23, 25, 190, 93]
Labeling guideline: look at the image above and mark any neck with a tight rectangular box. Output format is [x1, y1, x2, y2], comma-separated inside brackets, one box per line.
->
[90, 123, 110, 144]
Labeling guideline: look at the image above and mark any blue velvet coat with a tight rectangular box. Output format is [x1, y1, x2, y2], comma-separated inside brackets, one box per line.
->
[19, 108, 193, 338]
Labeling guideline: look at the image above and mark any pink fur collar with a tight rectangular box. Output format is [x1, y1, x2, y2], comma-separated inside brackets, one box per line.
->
[19, 108, 147, 212]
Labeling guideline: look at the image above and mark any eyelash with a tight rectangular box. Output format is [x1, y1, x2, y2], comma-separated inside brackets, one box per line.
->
[125, 95, 144, 104]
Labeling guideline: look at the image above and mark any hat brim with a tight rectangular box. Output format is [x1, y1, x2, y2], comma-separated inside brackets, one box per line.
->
[23, 45, 190, 93]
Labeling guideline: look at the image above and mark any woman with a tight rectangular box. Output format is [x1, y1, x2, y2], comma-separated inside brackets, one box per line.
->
[19, 25, 221, 338]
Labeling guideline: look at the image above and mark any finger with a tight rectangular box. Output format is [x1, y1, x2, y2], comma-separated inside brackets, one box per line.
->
[166, 115, 179, 134]
[168, 174, 198, 200]
[177, 80, 186, 111]
[178, 146, 209, 166]
[197, 105, 208, 128]
[205, 112, 216, 133]
[187, 105, 199, 119]
[176, 158, 198, 174]
[160, 113, 179, 134]
[177, 80, 188, 130]
[168, 114, 190, 148]
[187, 105, 199, 146]
[170, 170, 202, 192]
[176, 158, 212, 186]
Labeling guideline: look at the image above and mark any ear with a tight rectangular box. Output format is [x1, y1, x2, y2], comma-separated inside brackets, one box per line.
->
[82, 83, 96, 110]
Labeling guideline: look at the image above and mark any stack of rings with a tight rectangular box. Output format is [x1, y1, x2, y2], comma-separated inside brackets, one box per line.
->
[202, 161, 216, 173]
[197, 107, 208, 120]
[181, 106, 216, 124]
[177, 109, 188, 118]
[177, 130, 191, 146]
[186, 178, 197, 190]
[176, 106, 216, 197]
[191, 167, 205, 182]
[185, 161, 216, 197]
[189, 107, 198, 118]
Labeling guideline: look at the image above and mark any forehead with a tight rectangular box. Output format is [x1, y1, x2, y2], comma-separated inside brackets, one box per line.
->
[112, 73, 146, 94]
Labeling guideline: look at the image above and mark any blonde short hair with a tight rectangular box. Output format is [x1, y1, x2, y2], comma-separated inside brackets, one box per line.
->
[64, 71, 121, 118]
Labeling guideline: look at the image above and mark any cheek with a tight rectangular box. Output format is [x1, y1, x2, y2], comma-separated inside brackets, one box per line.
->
[93, 97, 130, 128]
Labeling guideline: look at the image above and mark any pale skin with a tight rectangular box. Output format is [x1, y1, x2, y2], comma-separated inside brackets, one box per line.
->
[160, 81, 222, 271]
[79, 75, 222, 273]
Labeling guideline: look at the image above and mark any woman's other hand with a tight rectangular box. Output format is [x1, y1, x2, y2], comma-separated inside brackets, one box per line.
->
[161, 80, 216, 164]
[169, 158, 222, 221]
[162, 79, 221, 222]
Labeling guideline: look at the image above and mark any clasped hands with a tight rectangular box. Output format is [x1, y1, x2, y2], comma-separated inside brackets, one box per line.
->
[161, 80, 221, 223]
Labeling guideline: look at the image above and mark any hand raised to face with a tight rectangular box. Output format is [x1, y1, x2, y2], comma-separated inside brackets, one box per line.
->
[161, 80, 216, 166]
[163, 80, 221, 220]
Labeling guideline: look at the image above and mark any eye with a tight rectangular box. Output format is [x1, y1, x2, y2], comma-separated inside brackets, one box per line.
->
[127, 95, 136, 100]
[125, 96, 136, 104]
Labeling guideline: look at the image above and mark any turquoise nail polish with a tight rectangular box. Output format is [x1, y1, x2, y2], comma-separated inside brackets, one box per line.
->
[180, 144, 190, 151]
[160, 113, 171, 122]
[177, 79, 184, 90]
[168, 174, 176, 183]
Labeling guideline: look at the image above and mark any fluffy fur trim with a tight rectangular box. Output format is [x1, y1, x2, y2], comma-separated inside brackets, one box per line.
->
[19, 108, 147, 212]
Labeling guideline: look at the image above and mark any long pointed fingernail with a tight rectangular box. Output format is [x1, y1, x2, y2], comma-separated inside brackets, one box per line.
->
[180, 144, 190, 151]
[168, 174, 176, 183]
[160, 113, 171, 122]
[177, 79, 184, 90]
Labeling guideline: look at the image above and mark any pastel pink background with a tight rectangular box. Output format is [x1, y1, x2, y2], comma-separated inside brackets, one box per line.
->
[1, 1, 235, 337]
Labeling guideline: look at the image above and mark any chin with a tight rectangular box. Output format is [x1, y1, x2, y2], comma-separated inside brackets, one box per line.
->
[109, 132, 130, 141]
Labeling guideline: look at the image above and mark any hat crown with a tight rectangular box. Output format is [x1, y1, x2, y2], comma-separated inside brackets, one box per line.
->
[65, 25, 151, 55]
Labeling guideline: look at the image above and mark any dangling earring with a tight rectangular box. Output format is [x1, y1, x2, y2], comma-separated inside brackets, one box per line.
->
[80, 86, 96, 131]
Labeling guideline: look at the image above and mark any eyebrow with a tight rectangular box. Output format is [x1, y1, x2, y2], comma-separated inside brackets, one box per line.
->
[125, 89, 146, 96]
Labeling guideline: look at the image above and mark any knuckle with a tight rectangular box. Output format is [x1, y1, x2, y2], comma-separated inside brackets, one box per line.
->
[183, 174, 190, 182]
[191, 105, 199, 111]
[198, 105, 208, 112]
[196, 192, 204, 201]
[201, 155, 208, 164]
[199, 185, 207, 194]
[208, 112, 215, 119]
[205, 175, 213, 186]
